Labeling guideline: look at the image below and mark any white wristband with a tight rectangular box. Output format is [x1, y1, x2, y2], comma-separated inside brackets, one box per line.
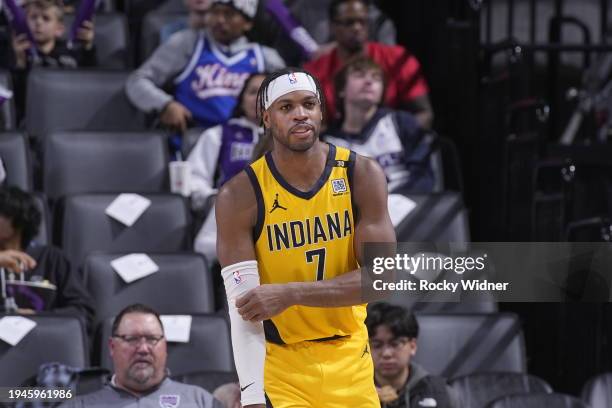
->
[221, 261, 266, 406]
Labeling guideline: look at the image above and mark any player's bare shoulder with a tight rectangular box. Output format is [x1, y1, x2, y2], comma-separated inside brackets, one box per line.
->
[352, 153, 388, 201]
[216, 170, 258, 228]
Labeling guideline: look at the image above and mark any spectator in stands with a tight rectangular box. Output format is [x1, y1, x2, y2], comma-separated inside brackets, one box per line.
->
[366, 302, 455, 408]
[188, 72, 265, 212]
[189, 73, 264, 287]
[60, 303, 223, 408]
[126, 0, 285, 136]
[10, 0, 97, 70]
[0, 248, 36, 272]
[248, 0, 396, 66]
[10, 0, 97, 121]
[0, 186, 94, 332]
[324, 57, 436, 193]
[304, 0, 433, 128]
[159, 0, 212, 45]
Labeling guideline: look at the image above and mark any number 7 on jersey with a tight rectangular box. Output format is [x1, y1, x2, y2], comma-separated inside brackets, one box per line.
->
[305, 248, 326, 281]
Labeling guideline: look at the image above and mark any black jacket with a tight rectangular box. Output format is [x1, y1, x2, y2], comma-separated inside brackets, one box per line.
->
[381, 363, 456, 408]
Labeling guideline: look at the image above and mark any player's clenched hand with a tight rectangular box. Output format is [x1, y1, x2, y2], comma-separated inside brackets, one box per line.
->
[235, 284, 292, 322]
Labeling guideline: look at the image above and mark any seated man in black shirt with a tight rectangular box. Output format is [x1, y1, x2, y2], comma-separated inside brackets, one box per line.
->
[366, 302, 457, 408]
[0, 186, 94, 333]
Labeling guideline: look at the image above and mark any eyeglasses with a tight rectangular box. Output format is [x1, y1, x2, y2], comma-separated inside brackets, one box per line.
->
[370, 337, 411, 352]
[333, 17, 368, 27]
[112, 334, 165, 347]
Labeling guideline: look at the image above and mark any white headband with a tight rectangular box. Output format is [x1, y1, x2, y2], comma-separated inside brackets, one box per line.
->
[264, 72, 320, 110]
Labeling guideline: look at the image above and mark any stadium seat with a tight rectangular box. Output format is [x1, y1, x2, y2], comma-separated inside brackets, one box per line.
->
[63, 13, 130, 69]
[0, 69, 15, 131]
[84, 253, 215, 325]
[0, 315, 88, 387]
[487, 392, 590, 408]
[0, 132, 32, 190]
[57, 193, 191, 268]
[25, 69, 146, 138]
[43, 131, 168, 200]
[182, 127, 205, 158]
[392, 192, 470, 243]
[31, 193, 51, 246]
[450, 372, 552, 408]
[99, 314, 234, 375]
[172, 371, 238, 394]
[582, 372, 612, 408]
[140, 11, 188, 62]
[413, 313, 526, 378]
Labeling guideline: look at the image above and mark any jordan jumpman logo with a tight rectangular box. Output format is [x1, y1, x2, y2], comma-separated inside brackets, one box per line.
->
[269, 193, 287, 213]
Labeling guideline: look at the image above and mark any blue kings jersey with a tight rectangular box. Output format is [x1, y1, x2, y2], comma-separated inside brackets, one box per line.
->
[174, 32, 265, 128]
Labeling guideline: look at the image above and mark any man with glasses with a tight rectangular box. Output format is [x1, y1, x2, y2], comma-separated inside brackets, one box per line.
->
[304, 0, 434, 128]
[61, 303, 222, 407]
[366, 302, 455, 408]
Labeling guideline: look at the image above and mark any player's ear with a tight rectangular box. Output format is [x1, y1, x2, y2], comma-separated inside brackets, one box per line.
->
[263, 110, 271, 129]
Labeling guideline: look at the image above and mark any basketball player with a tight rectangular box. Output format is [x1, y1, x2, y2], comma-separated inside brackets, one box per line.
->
[216, 68, 396, 407]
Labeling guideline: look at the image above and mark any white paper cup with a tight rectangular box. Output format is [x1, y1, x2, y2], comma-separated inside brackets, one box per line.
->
[169, 161, 192, 197]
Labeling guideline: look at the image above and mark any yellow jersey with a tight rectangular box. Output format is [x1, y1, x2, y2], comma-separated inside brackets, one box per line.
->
[245, 143, 366, 344]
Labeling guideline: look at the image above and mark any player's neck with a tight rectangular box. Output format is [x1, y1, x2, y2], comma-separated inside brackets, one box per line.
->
[375, 365, 410, 392]
[271, 141, 329, 192]
[342, 103, 377, 134]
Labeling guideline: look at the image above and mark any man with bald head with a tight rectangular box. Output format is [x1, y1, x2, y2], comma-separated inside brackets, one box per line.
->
[61, 304, 222, 408]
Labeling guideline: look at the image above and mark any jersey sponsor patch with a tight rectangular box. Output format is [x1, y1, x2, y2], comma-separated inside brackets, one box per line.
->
[159, 394, 180, 408]
[331, 178, 347, 195]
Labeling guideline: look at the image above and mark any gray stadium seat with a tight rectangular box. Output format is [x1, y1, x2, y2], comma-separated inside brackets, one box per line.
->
[58, 193, 191, 268]
[182, 127, 205, 158]
[0, 132, 32, 190]
[393, 192, 470, 243]
[63, 13, 129, 68]
[31, 193, 51, 246]
[0, 69, 15, 130]
[99, 314, 234, 375]
[25, 69, 146, 138]
[487, 393, 590, 408]
[582, 372, 612, 408]
[0, 315, 88, 387]
[140, 11, 187, 63]
[84, 253, 215, 325]
[43, 131, 168, 200]
[450, 372, 552, 408]
[413, 313, 526, 378]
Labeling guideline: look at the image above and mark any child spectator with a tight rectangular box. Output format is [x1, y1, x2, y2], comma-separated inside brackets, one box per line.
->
[324, 57, 436, 193]
[10, 0, 97, 120]
[11, 0, 96, 69]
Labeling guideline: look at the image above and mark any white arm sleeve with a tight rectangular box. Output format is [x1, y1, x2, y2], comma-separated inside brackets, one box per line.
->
[221, 261, 266, 406]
